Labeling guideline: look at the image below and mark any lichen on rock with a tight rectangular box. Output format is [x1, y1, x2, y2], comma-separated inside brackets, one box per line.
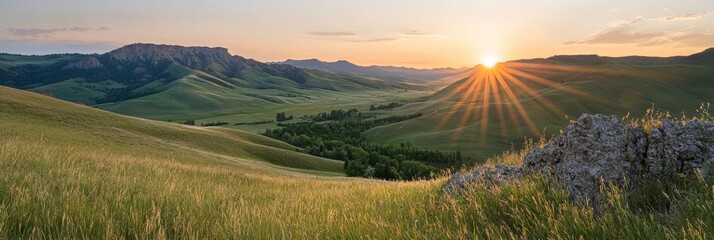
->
[445, 113, 714, 204]
[443, 165, 524, 195]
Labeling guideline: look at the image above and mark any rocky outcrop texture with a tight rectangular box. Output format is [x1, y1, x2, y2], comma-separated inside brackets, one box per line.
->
[443, 165, 524, 194]
[63, 57, 103, 70]
[445, 114, 714, 203]
[521, 114, 647, 202]
[646, 119, 714, 177]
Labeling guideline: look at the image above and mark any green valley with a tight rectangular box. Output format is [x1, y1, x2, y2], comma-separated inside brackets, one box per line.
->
[1, 86, 714, 238]
[366, 51, 714, 161]
[0, 44, 433, 122]
[3, 0, 714, 238]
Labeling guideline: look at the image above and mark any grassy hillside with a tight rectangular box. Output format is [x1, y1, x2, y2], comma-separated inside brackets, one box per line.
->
[0, 44, 433, 121]
[1, 86, 714, 238]
[279, 58, 469, 86]
[366, 58, 714, 161]
[0, 86, 344, 174]
[97, 68, 430, 120]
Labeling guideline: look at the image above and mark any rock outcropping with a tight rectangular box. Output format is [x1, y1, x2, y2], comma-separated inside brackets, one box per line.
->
[445, 114, 714, 203]
[443, 165, 524, 194]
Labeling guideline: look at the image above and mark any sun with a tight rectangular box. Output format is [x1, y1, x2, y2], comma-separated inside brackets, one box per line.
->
[482, 55, 498, 68]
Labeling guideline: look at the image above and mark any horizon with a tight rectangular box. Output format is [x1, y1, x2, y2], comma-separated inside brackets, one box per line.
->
[1, 1, 713, 68]
[2, 1, 714, 238]
[1, 42, 711, 70]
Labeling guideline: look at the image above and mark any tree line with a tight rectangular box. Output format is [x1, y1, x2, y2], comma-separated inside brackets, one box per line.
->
[172, 120, 228, 127]
[369, 102, 404, 111]
[235, 120, 274, 126]
[308, 108, 362, 122]
[263, 111, 464, 180]
[201, 121, 229, 126]
[276, 112, 294, 122]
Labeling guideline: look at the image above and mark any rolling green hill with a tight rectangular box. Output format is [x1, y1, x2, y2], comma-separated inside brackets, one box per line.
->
[278, 58, 470, 86]
[366, 48, 714, 161]
[0, 44, 432, 120]
[0, 86, 344, 175]
[1, 85, 713, 239]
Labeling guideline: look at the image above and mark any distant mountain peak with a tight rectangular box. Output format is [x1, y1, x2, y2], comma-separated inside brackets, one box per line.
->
[115, 43, 229, 53]
[545, 54, 607, 64]
[278, 58, 469, 85]
[102, 43, 243, 75]
[679, 47, 714, 65]
[694, 47, 714, 57]
[547, 54, 602, 60]
[292, 58, 322, 64]
[107, 43, 233, 63]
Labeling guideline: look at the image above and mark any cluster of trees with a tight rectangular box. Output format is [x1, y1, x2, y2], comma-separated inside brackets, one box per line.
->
[201, 121, 229, 127]
[309, 108, 361, 122]
[369, 102, 404, 111]
[178, 120, 196, 126]
[264, 111, 463, 180]
[276, 112, 294, 122]
[235, 120, 274, 126]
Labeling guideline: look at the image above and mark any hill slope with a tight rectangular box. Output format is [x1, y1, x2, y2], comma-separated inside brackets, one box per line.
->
[278, 58, 469, 86]
[0, 44, 430, 119]
[366, 48, 714, 161]
[1, 85, 712, 238]
[0, 86, 344, 174]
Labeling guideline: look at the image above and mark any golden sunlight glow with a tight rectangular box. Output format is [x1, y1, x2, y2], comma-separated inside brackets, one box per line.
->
[482, 55, 498, 68]
[436, 61, 604, 144]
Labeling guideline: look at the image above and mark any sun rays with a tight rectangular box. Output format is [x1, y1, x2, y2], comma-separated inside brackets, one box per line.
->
[436, 61, 603, 143]
[483, 55, 498, 68]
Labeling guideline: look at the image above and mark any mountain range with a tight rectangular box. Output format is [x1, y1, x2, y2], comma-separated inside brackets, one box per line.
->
[0, 43, 434, 119]
[277, 59, 470, 86]
[0, 44, 712, 161]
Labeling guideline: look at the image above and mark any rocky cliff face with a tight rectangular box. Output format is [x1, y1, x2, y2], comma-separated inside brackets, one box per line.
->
[445, 114, 714, 204]
[63, 57, 103, 70]
[103, 43, 245, 75]
[98, 43, 310, 83]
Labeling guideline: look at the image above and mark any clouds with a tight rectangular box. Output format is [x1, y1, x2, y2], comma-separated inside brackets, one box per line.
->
[0, 39, 119, 54]
[1, 26, 116, 54]
[351, 38, 396, 43]
[307, 31, 357, 37]
[6, 27, 108, 38]
[565, 30, 663, 45]
[659, 12, 712, 21]
[566, 11, 714, 47]
[306, 29, 436, 44]
[307, 30, 392, 43]
[668, 32, 714, 47]
[402, 30, 429, 36]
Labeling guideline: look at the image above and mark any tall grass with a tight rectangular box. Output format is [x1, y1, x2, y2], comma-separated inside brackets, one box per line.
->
[624, 103, 712, 133]
[3, 136, 714, 239]
[1, 87, 714, 238]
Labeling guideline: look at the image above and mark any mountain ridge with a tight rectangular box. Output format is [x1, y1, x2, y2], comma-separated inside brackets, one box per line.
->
[366, 47, 714, 161]
[277, 58, 470, 86]
[509, 48, 714, 66]
[0, 43, 430, 119]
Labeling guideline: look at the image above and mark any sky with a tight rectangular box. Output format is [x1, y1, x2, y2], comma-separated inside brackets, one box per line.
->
[0, 0, 713, 68]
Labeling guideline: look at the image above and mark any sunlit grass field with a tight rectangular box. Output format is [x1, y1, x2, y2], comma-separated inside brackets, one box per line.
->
[1, 86, 714, 239]
[93, 65, 434, 123]
[367, 63, 714, 161]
